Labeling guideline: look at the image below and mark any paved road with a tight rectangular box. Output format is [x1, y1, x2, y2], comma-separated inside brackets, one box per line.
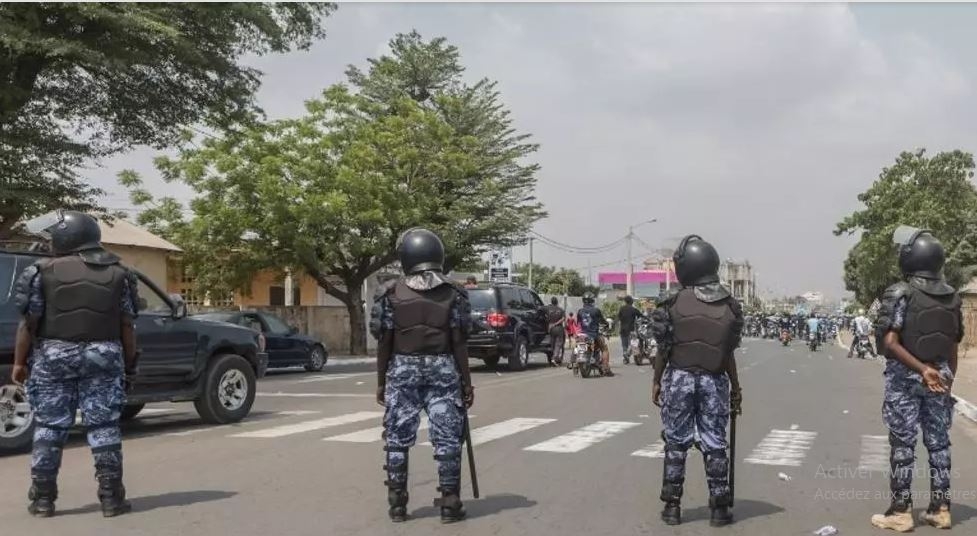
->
[3, 340, 977, 535]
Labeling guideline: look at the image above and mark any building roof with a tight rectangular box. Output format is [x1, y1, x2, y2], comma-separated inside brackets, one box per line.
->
[962, 277, 977, 295]
[98, 218, 182, 252]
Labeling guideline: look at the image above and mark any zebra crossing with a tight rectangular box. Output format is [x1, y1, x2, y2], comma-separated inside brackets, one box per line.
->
[155, 408, 892, 469]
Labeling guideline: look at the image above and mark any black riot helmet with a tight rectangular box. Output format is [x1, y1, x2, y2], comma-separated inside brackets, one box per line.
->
[24, 210, 102, 255]
[893, 225, 945, 279]
[582, 292, 596, 305]
[397, 228, 445, 274]
[673, 234, 721, 286]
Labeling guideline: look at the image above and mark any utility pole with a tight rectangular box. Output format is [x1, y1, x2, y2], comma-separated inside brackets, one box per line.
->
[528, 237, 534, 290]
[626, 225, 634, 297]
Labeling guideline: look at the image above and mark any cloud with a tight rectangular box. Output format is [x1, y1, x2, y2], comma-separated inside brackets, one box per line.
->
[91, 3, 977, 298]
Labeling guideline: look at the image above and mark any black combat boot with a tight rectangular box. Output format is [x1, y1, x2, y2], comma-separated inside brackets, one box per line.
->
[387, 486, 409, 522]
[97, 478, 132, 517]
[709, 494, 733, 527]
[439, 487, 466, 524]
[661, 501, 681, 526]
[27, 479, 58, 518]
[660, 481, 683, 526]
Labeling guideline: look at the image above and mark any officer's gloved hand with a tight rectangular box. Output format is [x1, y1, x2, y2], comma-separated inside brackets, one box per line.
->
[463, 386, 475, 409]
[376, 385, 386, 407]
[730, 388, 743, 416]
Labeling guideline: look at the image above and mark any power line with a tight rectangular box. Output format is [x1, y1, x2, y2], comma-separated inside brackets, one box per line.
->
[529, 231, 626, 254]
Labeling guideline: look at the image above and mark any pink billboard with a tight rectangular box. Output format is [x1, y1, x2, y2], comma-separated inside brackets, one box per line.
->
[598, 270, 678, 285]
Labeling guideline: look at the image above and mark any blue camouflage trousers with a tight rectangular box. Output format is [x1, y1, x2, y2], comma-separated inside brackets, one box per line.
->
[26, 340, 126, 482]
[383, 355, 464, 491]
[882, 359, 954, 506]
[660, 367, 731, 501]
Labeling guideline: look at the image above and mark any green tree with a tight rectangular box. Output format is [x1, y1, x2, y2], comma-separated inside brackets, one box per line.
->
[0, 2, 334, 237]
[835, 149, 977, 304]
[124, 32, 544, 354]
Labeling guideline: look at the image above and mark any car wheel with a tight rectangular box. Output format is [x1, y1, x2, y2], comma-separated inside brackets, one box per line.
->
[120, 403, 146, 421]
[482, 356, 500, 369]
[508, 336, 529, 372]
[304, 346, 327, 372]
[0, 384, 34, 453]
[194, 354, 257, 424]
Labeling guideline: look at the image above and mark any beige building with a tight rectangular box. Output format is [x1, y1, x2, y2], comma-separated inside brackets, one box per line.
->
[97, 218, 182, 286]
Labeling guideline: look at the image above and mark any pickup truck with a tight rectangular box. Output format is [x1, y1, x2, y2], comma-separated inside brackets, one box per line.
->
[0, 247, 269, 453]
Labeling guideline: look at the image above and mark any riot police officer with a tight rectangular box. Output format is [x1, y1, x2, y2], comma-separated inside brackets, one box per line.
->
[651, 235, 743, 527]
[370, 228, 474, 523]
[871, 227, 962, 531]
[12, 211, 139, 518]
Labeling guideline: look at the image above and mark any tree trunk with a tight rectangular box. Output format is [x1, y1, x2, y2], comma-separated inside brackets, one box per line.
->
[346, 297, 368, 356]
[0, 204, 24, 240]
[306, 265, 369, 356]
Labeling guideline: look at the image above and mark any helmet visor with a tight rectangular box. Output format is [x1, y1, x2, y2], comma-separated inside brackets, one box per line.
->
[892, 225, 928, 248]
[21, 210, 64, 238]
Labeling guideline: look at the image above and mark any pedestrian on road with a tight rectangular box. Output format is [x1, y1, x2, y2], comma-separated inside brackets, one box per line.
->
[370, 228, 474, 524]
[871, 226, 962, 532]
[542, 297, 566, 366]
[618, 295, 643, 364]
[12, 211, 139, 518]
[848, 310, 877, 358]
[651, 234, 743, 527]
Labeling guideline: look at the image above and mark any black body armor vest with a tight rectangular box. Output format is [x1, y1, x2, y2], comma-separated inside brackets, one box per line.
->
[389, 280, 456, 355]
[38, 255, 126, 342]
[668, 288, 736, 374]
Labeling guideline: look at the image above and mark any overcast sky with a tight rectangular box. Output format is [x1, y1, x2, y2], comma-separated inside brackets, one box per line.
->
[89, 3, 977, 299]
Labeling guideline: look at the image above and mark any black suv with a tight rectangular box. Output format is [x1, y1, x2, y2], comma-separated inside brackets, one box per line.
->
[466, 283, 553, 371]
[0, 247, 269, 453]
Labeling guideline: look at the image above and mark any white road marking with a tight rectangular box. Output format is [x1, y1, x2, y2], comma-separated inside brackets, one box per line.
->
[297, 372, 373, 384]
[162, 411, 323, 437]
[632, 441, 665, 458]
[525, 421, 641, 453]
[325, 417, 430, 443]
[858, 435, 890, 472]
[790, 424, 800, 431]
[744, 429, 817, 467]
[230, 411, 382, 438]
[457, 417, 552, 447]
[257, 392, 374, 398]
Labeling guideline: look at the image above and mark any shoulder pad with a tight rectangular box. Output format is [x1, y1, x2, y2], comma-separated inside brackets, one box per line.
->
[13, 262, 42, 315]
[881, 282, 912, 306]
[655, 289, 679, 307]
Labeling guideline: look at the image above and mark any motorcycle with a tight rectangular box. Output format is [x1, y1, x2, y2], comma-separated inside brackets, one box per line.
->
[808, 331, 819, 351]
[780, 329, 792, 346]
[632, 319, 655, 366]
[853, 335, 873, 359]
[573, 328, 608, 378]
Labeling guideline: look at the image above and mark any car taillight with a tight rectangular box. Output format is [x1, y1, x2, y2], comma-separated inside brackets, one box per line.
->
[486, 311, 508, 328]
[257, 333, 266, 352]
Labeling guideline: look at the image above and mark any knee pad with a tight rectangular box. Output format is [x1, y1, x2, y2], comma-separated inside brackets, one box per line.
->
[704, 450, 729, 478]
[660, 482, 684, 502]
[384, 446, 409, 487]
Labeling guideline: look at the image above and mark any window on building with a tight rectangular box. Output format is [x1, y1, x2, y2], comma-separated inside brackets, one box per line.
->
[269, 285, 300, 306]
[180, 287, 203, 308]
[211, 292, 236, 308]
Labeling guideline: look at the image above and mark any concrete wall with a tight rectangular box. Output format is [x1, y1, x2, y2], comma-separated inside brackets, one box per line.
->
[253, 305, 353, 354]
[962, 293, 977, 354]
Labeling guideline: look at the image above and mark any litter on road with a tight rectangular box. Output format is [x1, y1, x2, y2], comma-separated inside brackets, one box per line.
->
[778, 472, 792, 482]
[813, 525, 838, 536]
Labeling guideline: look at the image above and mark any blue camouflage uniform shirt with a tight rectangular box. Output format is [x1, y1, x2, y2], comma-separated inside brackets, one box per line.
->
[22, 264, 138, 381]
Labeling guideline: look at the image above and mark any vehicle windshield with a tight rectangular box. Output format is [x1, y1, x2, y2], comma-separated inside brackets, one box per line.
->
[194, 312, 237, 323]
[467, 289, 496, 311]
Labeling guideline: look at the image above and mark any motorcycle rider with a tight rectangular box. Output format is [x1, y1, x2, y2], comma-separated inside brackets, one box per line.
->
[806, 315, 821, 348]
[651, 235, 744, 527]
[542, 297, 566, 366]
[13, 211, 139, 518]
[779, 314, 792, 342]
[370, 228, 474, 523]
[849, 310, 877, 358]
[618, 295, 643, 364]
[577, 293, 613, 377]
[871, 226, 962, 531]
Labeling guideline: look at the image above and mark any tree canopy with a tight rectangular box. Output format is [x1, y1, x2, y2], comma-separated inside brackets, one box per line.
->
[835, 149, 977, 304]
[124, 31, 544, 354]
[0, 2, 334, 237]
